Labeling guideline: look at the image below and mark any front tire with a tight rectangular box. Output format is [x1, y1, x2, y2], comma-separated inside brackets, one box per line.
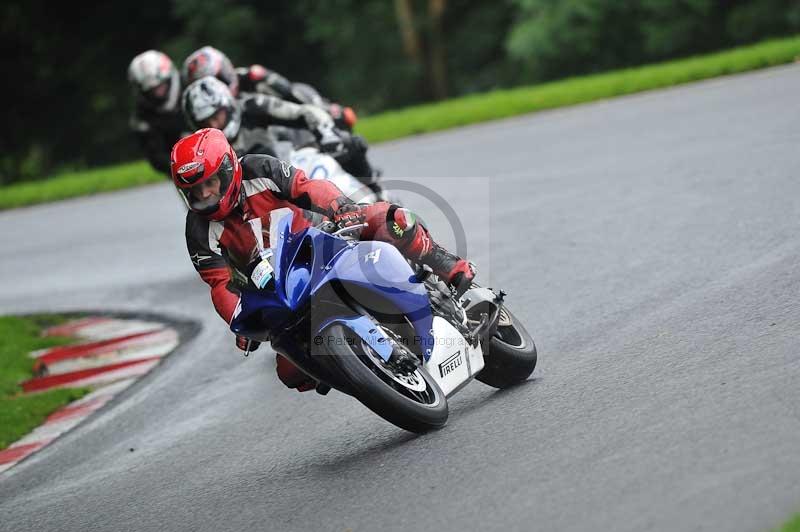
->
[476, 306, 537, 389]
[324, 324, 449, 433]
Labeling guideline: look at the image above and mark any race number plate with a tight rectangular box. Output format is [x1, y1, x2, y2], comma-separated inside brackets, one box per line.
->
[250, 250, 274, 288]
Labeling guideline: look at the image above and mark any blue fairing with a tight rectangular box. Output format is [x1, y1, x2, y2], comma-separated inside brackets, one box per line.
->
[314, 241, 434, 358]
[318, 315, 394, 361]
[230, 211, 436, 360]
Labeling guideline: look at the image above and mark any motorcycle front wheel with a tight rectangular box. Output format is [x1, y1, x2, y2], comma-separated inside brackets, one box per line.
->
[323, 323, 448, 433]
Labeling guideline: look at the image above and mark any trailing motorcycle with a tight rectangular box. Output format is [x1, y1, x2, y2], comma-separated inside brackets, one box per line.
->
[240, 125, 379, 204]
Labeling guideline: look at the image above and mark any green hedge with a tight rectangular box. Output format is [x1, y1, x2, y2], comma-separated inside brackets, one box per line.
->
[1, 35, 799, 211]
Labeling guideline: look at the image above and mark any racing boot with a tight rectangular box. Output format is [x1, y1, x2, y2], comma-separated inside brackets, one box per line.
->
[392, 208, 475, 297]
[419, 242, 476, 298]
[275, 353, 317, 392]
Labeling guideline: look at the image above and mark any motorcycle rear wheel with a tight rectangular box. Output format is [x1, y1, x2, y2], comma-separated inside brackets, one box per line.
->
[476, 306, 537, 389]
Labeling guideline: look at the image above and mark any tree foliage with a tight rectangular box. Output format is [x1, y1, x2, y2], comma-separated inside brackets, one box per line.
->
[1, 0, 798, 183]
[506, 0, 800, 82]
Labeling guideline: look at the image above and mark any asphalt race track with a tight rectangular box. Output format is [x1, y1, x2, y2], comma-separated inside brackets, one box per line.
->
[1, 65, 799, 532]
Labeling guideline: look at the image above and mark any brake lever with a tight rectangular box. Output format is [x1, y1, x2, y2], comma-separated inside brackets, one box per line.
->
[332, 222, 368, 237]
[316, 221, 338, 234]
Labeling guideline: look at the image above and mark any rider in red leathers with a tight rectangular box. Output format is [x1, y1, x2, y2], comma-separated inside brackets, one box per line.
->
[171, 128, 474, 392]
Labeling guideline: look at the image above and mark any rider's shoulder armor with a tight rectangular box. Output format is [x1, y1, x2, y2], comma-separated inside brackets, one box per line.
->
[185, 211, 226, 271]
[240, 154, 296, 196]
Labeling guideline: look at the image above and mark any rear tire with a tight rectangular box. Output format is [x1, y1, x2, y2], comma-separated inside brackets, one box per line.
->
[476, 307, 537, 389]
[324, 324, 448, 433]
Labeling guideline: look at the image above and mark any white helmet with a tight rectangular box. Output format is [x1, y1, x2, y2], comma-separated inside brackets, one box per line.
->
[128, 50, 180, 112]
[182, 46, 239, 96]
[181, 76, 241, 140]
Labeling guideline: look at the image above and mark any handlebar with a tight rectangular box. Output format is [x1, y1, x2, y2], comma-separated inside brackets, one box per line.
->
[315, 220, 338, 234]
[315, 220, 368, 239]
[332, 223, 368, 237]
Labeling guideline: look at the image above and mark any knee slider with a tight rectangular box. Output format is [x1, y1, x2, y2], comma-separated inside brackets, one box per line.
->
[387, 206, 417, 241]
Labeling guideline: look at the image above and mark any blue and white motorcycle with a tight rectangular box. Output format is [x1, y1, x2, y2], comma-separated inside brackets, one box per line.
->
[230, 209, 537, 433]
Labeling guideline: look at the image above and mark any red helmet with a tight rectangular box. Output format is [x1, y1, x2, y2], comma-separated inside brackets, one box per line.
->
[171, 128, 242, 221]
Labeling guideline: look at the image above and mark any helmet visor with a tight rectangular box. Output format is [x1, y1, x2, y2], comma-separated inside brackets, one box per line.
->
[198, 108, 229, 131]
[180, 154, 234, 214]
[143, 80, 171, 105]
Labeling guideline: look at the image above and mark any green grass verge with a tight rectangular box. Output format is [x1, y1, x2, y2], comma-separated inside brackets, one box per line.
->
[1, 34, 799, 211]
[0, 315, 89, 450]
[356, 35, 800, 142]
[0, 161, 163, 211]
[780, 514, 800, 532]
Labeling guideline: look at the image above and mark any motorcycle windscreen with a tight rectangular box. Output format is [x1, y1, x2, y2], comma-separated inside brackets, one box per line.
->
[269, 207, 294, 256]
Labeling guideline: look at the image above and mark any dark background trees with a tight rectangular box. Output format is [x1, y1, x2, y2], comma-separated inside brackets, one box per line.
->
[2, 0, 799, 184]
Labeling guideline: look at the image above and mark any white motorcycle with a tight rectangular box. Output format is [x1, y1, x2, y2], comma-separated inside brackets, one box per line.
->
[243, 126, 379, 204]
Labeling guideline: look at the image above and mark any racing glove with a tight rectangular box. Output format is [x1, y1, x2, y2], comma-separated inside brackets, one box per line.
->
[333, 203, 366, 228]
[300, 104, 334, 130]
